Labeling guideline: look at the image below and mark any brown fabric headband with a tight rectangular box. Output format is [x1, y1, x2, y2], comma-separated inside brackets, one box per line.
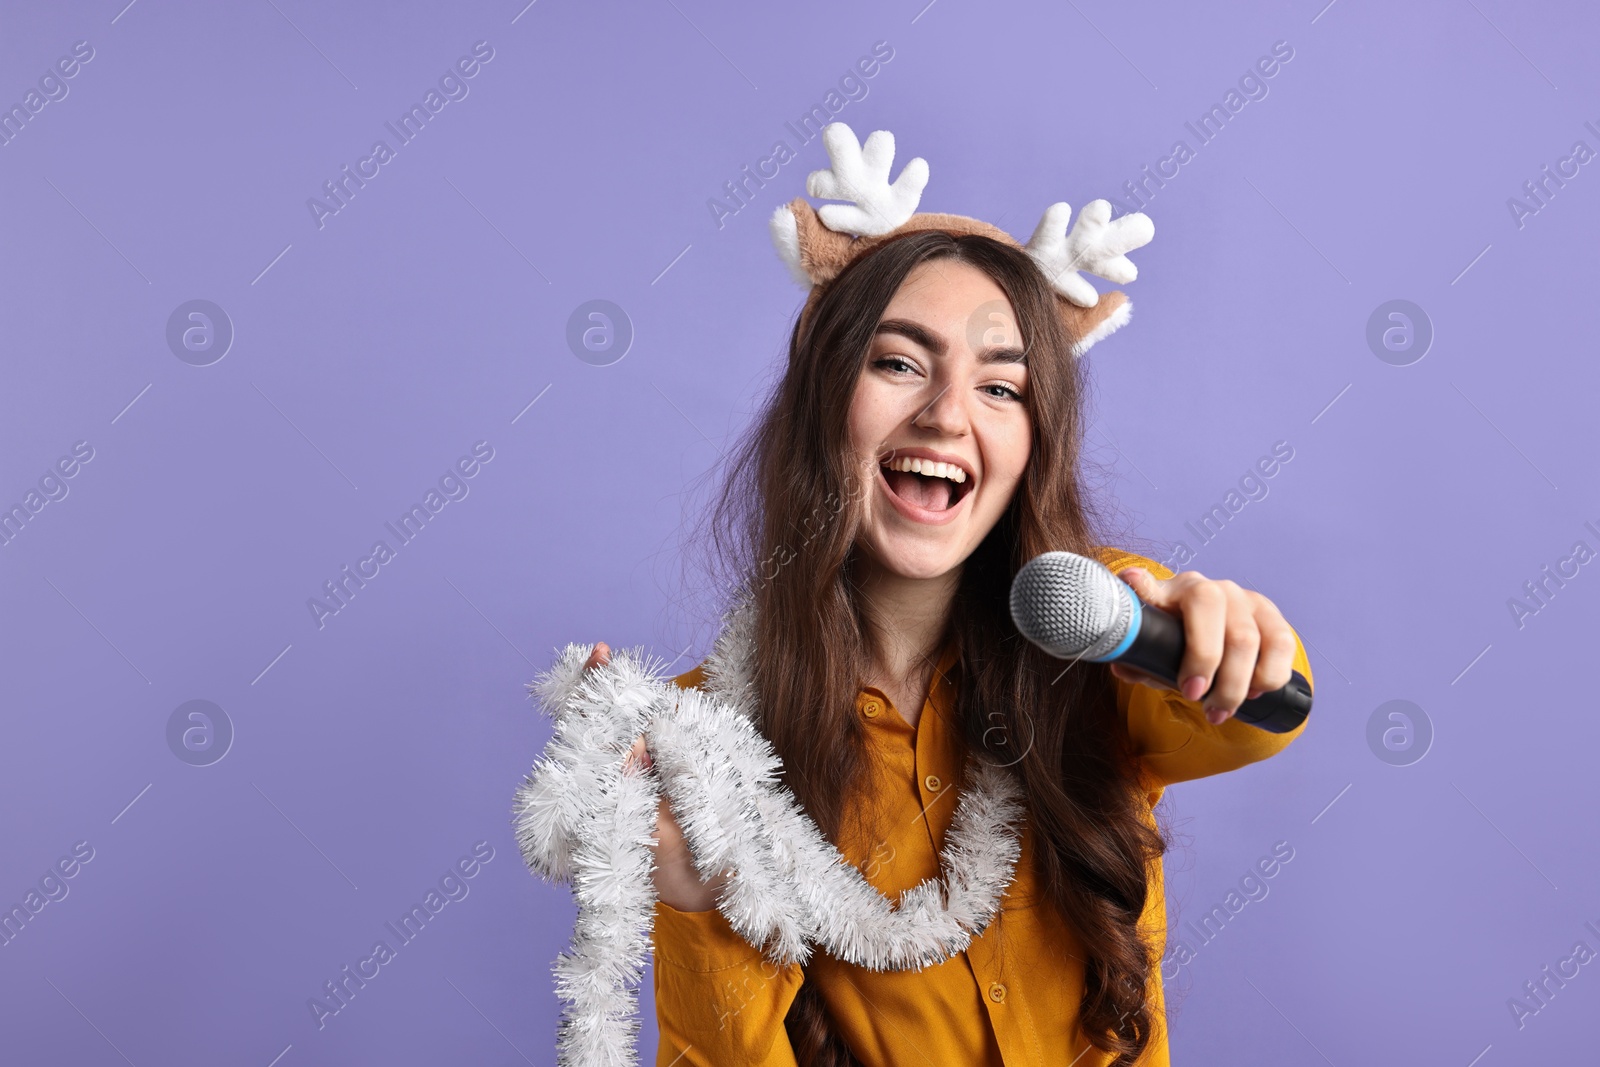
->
[768, 122, 1155, 356]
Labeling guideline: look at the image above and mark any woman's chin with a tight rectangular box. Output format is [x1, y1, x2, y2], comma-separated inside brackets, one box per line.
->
[858, 532, 970, 582]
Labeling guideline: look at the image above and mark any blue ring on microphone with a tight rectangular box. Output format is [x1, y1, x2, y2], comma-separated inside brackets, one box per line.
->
[1088, 592, 1141, 662]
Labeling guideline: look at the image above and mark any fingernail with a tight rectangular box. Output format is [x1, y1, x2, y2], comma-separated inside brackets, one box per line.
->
[1246, 688, 1262, 701]
[1182, 675, 1206, 701]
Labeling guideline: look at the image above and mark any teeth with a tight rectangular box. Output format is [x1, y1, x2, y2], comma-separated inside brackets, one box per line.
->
[881, 456, 967, 483]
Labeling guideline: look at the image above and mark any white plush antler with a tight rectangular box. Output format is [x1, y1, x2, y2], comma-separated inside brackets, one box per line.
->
[805, 123, 929, 237]
[1025, 200, 1154, 308]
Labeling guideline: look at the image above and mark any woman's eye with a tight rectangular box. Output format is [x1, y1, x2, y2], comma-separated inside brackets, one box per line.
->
[873, 357, 916, 375]
[984, 382, 1024, 401]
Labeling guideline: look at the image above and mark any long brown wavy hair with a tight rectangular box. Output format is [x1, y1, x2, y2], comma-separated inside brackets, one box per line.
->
[689, 229, 1170, 1065]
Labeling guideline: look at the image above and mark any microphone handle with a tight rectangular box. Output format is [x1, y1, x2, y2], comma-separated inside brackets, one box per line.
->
[1115, 599, 1312, 734]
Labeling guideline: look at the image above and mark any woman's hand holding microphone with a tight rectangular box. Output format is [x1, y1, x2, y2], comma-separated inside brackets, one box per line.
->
[1109, 568, 1300, 726]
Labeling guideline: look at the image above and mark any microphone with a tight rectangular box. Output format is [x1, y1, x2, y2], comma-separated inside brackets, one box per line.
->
[1008, 551, 1311, 734]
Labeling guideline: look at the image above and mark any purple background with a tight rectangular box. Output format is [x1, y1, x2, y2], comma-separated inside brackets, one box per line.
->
[3, 0, 1597, 1063]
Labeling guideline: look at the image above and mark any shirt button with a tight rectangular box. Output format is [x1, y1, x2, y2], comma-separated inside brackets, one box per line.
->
[862, 699, 881, 718]
[988, 982, 1007, 1003]
[924, 774, 942, 793]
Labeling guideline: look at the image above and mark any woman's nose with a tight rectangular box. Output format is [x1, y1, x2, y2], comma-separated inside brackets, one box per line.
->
[911, 380, 969, 436]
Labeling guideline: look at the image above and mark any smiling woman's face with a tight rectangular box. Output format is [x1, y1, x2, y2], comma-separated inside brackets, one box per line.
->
[847, 257, 1033, 581]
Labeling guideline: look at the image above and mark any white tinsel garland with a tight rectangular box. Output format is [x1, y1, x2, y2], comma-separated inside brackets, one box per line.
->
[511, 601, 1025, 1067]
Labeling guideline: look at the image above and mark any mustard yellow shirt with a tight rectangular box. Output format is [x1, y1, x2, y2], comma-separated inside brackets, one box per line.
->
[651, 549, 1313, 1065]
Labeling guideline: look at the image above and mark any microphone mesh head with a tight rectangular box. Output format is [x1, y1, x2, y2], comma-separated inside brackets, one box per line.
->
[1009, 551, 1136, 661]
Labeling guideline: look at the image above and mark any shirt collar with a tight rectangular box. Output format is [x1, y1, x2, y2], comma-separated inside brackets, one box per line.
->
[857, 635, 961, 726]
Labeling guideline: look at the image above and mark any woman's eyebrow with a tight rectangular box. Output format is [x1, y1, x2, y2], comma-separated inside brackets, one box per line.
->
[875, 318, 1028, 364]
[875, 319, 946, 355]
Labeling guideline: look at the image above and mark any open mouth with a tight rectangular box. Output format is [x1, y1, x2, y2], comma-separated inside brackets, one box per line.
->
[879, 455, 975, 514]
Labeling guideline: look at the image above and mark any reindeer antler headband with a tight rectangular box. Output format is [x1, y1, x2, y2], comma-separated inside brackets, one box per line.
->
[769, 122, 1156, 355]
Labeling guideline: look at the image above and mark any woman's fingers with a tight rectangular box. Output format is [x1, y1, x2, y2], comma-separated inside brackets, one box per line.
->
[1118, 567, 1219, 695]
[650, 794, 730, 910]
[575, 639, 728, 909]
[1123, 568, 1228, 707]
[1116, 567, 1170, 610]
[583, 641, 611, 672]
[587, 646, 651, 777]
[1117, 567, 1295, 725]
[622, 733, 653, 776]
[1205, 582, 1261, 722]
[652, 795, 680, 846]
[1177, 580, 1230, 710]
[1250, 599, 1297, 701]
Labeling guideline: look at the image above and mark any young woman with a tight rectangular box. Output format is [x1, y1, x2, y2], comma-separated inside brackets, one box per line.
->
[582, 229, 1312, 1066]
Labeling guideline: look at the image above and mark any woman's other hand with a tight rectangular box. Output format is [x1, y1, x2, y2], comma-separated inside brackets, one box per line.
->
[583, 641, 729, 912]
[1107, 569, 1298, 726]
